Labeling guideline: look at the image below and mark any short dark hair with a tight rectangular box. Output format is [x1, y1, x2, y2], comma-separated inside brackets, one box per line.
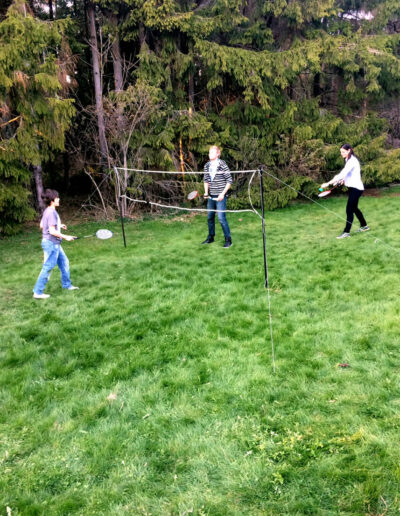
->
[41, 189, 59, 206]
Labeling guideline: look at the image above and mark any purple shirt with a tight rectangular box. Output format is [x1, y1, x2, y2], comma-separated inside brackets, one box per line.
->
[41, 207, 61, 243]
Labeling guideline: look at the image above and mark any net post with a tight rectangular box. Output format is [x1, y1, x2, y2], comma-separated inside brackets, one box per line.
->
[114, 166, 127, 248]
[119, 195, 127, 248]
[258, 167, 268, 288]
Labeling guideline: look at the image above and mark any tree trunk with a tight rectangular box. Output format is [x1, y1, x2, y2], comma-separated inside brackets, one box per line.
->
[87, 0, 109, 166]
[33, 164, 46, 213]
[313, 72, 322, 98]
[108, 10, 124, 214]
[63, 151, 70, 191]
[188, 71, 194, 110]
[361, 97, 368, 117]
[48, 0, 54, 20]
[139, 24, 146, 46]
[109, 13, 123, 92]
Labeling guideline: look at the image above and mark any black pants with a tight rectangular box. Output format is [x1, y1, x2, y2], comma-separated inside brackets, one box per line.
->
[344, 187, 367, 233]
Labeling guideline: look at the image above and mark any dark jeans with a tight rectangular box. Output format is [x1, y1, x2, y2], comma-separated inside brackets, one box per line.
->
[207, 197, 231, 238]
[344, 187, 367, 233]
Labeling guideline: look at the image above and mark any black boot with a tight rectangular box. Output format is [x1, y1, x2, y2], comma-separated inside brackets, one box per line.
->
[201, 235, 214, 244]
[223, 237, 232, 248]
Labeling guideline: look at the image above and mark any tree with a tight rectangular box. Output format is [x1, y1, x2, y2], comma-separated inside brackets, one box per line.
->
[0, 0, 75, 235]
[86, 0, 109, 166]
[6, 0, 400, 219]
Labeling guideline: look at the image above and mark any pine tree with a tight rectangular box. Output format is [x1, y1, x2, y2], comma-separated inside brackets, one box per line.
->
[0, 0, 75, 235]
[18, 0, 400, 213]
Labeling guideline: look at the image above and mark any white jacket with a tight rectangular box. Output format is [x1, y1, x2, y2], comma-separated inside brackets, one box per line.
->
[333, 155, 364, 191]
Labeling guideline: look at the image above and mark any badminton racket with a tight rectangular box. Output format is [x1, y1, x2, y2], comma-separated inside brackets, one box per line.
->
[74, 229, 114, 240]
[318, 181, 343, 198]
[187, 191, 214, 200]
[187, 190, 199, 200]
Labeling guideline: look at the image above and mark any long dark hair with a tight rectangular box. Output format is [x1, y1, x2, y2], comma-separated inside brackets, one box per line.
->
[341, 143, 357, 160]
[41, 189, 59, 206]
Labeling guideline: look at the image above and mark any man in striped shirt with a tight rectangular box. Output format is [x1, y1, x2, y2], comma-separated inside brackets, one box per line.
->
[202, 145, 233, 248]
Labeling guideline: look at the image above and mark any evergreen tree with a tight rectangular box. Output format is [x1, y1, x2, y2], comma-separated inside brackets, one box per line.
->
[0, 0, 75, 235]
[4, 0, 400, 217]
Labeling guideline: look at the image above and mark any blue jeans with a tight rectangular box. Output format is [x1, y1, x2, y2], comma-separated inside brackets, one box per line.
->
[33, 239, 72, 294]
[207, 197, 231, 238]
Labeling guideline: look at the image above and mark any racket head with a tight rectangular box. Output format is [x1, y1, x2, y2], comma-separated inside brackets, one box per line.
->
[187, 190, 199, 200]
[318, 190, 332, 198]
[95, 229, 113, 240]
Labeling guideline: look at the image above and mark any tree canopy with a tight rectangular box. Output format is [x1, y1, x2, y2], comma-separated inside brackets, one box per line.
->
[0, 0, 74, 234]
[1, 0, 400, 232]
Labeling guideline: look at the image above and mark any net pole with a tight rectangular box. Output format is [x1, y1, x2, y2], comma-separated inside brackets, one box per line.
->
[258, 168, 268, 288]
[119, 195, 127, 248]
[259, 167, 276, 373]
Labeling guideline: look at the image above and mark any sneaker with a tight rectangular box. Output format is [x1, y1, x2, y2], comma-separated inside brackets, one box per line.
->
[66, 286, 79, 290]
[33, 293, 50, 299]
[223, 238, 233, 248]
[201, 236, 214, 244]
[336, 232, 351, 239]
[356, 225, 370, 232]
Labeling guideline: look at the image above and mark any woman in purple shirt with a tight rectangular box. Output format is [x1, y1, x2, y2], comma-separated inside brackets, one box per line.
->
[33, 189, 78, 299]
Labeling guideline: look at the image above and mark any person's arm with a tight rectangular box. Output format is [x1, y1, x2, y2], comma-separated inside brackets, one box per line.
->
[217, 165, 233, 201]
[217, 182, 231, 201]
[321, 160, 352, 188]
[48, 225, 76, 241]
[204, 168, 210, 197]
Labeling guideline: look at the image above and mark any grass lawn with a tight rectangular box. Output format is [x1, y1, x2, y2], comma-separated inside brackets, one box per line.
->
[1, 189, 400, 515]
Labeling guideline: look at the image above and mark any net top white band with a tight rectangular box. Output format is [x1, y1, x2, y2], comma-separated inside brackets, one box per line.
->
[114, 167, 259, 175]
[120, 195, 257, 214]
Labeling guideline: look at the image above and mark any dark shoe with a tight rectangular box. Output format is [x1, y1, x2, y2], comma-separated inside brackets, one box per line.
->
[201, 236, 214, 244]
[223, 237, 232, 248]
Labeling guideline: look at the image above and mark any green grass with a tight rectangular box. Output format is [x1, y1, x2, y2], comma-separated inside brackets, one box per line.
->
[1, 190, 400, 515]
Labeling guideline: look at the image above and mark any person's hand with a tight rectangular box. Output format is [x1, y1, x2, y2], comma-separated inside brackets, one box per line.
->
[61, 224, 67, 230]
[64, 235, 76, 241]
[203, 194, 209, 199]
[217, 193, 224, 201]
[320, 182, 329, 189]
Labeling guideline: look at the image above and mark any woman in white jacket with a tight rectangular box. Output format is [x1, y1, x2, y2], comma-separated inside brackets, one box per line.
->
[321, 144, 369, 239]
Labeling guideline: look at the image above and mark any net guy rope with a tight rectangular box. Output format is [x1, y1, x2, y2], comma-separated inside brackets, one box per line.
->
[259, 166, 400, 256]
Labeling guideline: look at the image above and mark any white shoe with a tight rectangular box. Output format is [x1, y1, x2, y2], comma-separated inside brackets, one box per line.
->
[66, 286, 79, 290]
[336, 232, 351, 239]
[356, 225, 370, 233]
[33, 293, 50, 299]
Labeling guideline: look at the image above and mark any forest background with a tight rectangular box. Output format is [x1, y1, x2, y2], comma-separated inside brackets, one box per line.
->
[1, 0, 400, 235]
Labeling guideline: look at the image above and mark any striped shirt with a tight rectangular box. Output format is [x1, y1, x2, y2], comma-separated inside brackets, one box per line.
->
[204, 159, 233, 197]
